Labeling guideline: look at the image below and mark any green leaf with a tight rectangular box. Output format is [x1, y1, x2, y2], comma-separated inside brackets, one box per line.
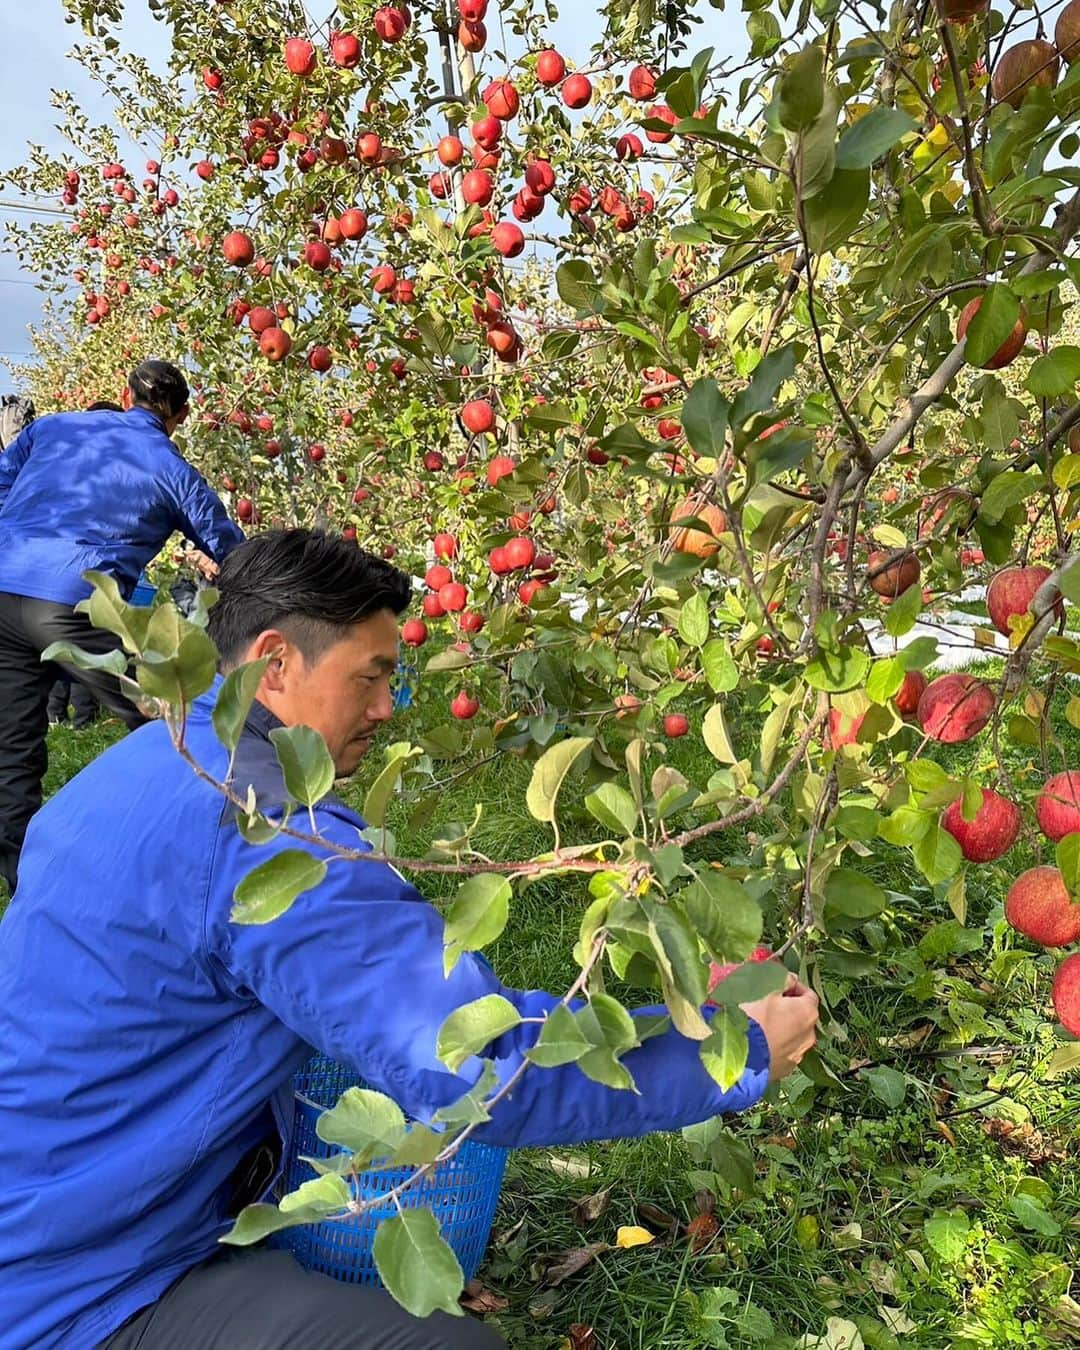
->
[836, 105, 916, 168]
[525, 1003, 591, 1068]
[861, 1065, 907, 1108]
[680, 872, 763, 961]
[924, 1210, 970, 1262]
[231, 850, 327, 924]
[443, 874, 511, 975]
[835, 805, 881, 841]
[706, 960, 787, 1005]
[269, 725, 335, 808]
[584, 782, 639, 836]
[962, 285, 1019, 369]
[979, 469, 1041, 526]
[1009, 1194, 1061, 1237]
[526, 737, 592, 824]
[865, 656, 905, 705]
[1026, 345, 1080, 398]
[700, 1007, 750, 1090]
[913, 820, 963, 885]
[372, 1210, 465, 1319]
[702, 640, 739, 693]
[221, 1202, 326, 1247]
[804, 167, 870, 253]
[316, 1087, 407, 1157]
[645, 899, 710, 1039]
[878, 806, 933, 847]
[575, 993, 640, 1092]
[681, 378, 730, 459]
[806, 646, 870, 692]
[702, 703, 737, 763]
[731, 346, 796, 427]
[40, 641, 127, 677]
[212, 659, 269, 755]
[825, 868, 887, 919]
[76, 569, 153, 653]
[279, 1173, 350, 1214]
[678, 592, 710, 648]
[436, 994, 521, 1073]
[1056, 832, 1080, 898]
[556, 259, 599, 312]
[136, 628, 219, 704]
[883, 581, 923, 637]
[363, 747, 419, 832]
[778, 44, 825, 132]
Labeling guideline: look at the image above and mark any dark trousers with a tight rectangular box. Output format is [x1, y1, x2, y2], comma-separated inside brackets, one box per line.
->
[47, 673, 100, 727]
[99, 1248, 506, 1349]
[0, 591, 146, 893]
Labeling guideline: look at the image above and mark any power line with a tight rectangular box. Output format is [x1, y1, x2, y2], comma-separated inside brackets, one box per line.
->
[0, 199, 69, 218]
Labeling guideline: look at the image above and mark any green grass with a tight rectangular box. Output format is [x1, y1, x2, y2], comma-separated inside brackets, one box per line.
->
[32, 685, 1080, 1350]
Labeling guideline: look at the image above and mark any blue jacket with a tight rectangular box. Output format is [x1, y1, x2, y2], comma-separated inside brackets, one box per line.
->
[0, 406, 243, 605]
[0, 688, 770, 1349]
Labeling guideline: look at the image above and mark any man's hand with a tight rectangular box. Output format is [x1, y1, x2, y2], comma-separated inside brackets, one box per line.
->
[740, 974, 820, 1082]
[184, 549, 219, 580]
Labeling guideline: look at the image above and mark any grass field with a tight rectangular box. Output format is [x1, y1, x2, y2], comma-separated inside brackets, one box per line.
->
[31, 637, 1080, 1350]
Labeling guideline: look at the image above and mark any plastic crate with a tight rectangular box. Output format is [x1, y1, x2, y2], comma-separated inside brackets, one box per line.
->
[392, 662, 417, 711]
[129, 581, 157, 607]
[269, 1056, 506, 1285]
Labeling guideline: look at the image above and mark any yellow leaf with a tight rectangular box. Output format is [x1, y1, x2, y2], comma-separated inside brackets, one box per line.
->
[615, 1225, 655, 1249]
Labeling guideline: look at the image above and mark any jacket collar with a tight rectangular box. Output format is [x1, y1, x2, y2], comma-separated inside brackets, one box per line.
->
[126, 405, 169, 434]
[244, 696, 284, 743]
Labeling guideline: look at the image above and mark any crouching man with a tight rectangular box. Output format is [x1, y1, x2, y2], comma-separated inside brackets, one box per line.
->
[0, 530, 819, 1349]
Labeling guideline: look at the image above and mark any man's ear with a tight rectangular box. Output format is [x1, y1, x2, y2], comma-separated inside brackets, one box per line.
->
[176, 403, 191, 426]
[246, 630, 292, 695]
[121, 386, 133, 411]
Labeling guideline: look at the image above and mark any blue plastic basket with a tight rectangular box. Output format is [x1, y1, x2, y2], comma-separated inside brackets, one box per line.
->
[392, 662, 417, 711]
[129, 581, 157, 607]
[269, 1056, 507, 1285]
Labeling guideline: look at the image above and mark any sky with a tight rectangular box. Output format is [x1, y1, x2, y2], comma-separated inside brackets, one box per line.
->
[0, 2, 744, 396]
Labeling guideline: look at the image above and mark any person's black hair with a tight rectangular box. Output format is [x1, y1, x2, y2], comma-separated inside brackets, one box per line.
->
[208, 529, 412, 669]
[86, 400, 122, 412]
[127, 360, 189, 418]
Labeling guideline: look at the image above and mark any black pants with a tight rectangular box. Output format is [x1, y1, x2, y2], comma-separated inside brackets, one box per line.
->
[99, 1248, 506, 1349]
[47, 673, 100, 727]
[0, 591, 146, 893]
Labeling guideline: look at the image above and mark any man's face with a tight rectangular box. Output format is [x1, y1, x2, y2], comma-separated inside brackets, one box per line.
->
[259, 609, 400, 776]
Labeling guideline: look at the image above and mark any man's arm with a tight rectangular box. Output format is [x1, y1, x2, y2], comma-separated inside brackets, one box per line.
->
[206, 814, 775, 1150]
[0, 422, 35, 509]
[172, 465, 245, 563]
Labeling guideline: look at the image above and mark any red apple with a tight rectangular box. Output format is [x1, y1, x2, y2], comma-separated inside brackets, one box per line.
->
[663, 712, 689, 738]
[1056, 0, 1080, 63]
[439, 582, 467, 612]
[941, 789, 1021, 861]
[304, 240, 332, 272]
[422, 592, 446, 618]
[330, 30, 360, 67]
[284, 37, 317, 77]
[459, 610, 485, 633]
[401, 618, 428, 646]
[425, 563, 453, 591]
[628, 64, 657, 100]
[645, 104, 678, 144]
[483, 79, 519, 120]
[492, 222, 525, 257]
[895, 669, 928, 717]
[867, 549, 921, 598]
[451, 690, 479, 719]
[308, 345, 332, 373]
[1035, 771, 1080, 842]
[339, 208, 368, 240]
[437, 135, 464, 167]
[373, 6, 408, 42]
[503, 536, 536, 570]
[992, 39, 1058, 109]
[917, 673, 995, 743]
[433, 533, 457, 560]
[826, 707, 865, 749]
[536, 49, 566, 86]
[371, 265, 397, 294]
[247, 306, 276, 335]
[562, 73, 592, 109]
[486, 455, 516, 487]
[986, 565, 1058, 636]
[222, 231, 254, 266]
[462, 169, 494, 206]
[957, 296, 1028, 369]
[1052, 953, 1080, 1036]
[258, 327, 292, 361]
[461, 399, 496, 435]
[1006, 867, 1080, 947]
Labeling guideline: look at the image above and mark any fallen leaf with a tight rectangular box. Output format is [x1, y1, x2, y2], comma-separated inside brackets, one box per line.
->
[615, 1225, 655, 1249]
[544, 1242, 610, 1286]
[878, 1306, 917, 1336]
[764, 1133, 798, 1151]
[564, 1325, 599, 1350]
[572, 1187, 612, 1225]
[934, 1120, 957, 1147]
[529, 1290, 560, 1319]
[685, 1213, 719, 1252]
[459, 1280, 509, 1315]
[982, 1118, 1067, 1166]
[635, 1201, 677, 1231]
[492, 1217, 526, 1249]
[547, 1154, 594, 1180]
[693, 1188, 717, 1216]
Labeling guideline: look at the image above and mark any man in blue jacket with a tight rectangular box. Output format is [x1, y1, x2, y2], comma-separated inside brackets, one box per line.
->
[0, 530, 819, 1349]
[0, 359, 244, 894]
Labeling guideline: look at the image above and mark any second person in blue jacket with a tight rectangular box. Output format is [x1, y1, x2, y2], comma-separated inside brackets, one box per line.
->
[0, 358, 244, 894]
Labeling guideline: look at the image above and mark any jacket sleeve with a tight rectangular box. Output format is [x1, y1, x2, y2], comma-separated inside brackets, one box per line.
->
[171, 464, 245, 561]
[0, 423, 34, 509]
[204, 809, 771, 1150]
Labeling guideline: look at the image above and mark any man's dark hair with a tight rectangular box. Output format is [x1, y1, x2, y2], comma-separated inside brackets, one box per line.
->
[127, 360, 189, 418]
[86, 400, 122, 412]
[208, 529, 413, 668]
